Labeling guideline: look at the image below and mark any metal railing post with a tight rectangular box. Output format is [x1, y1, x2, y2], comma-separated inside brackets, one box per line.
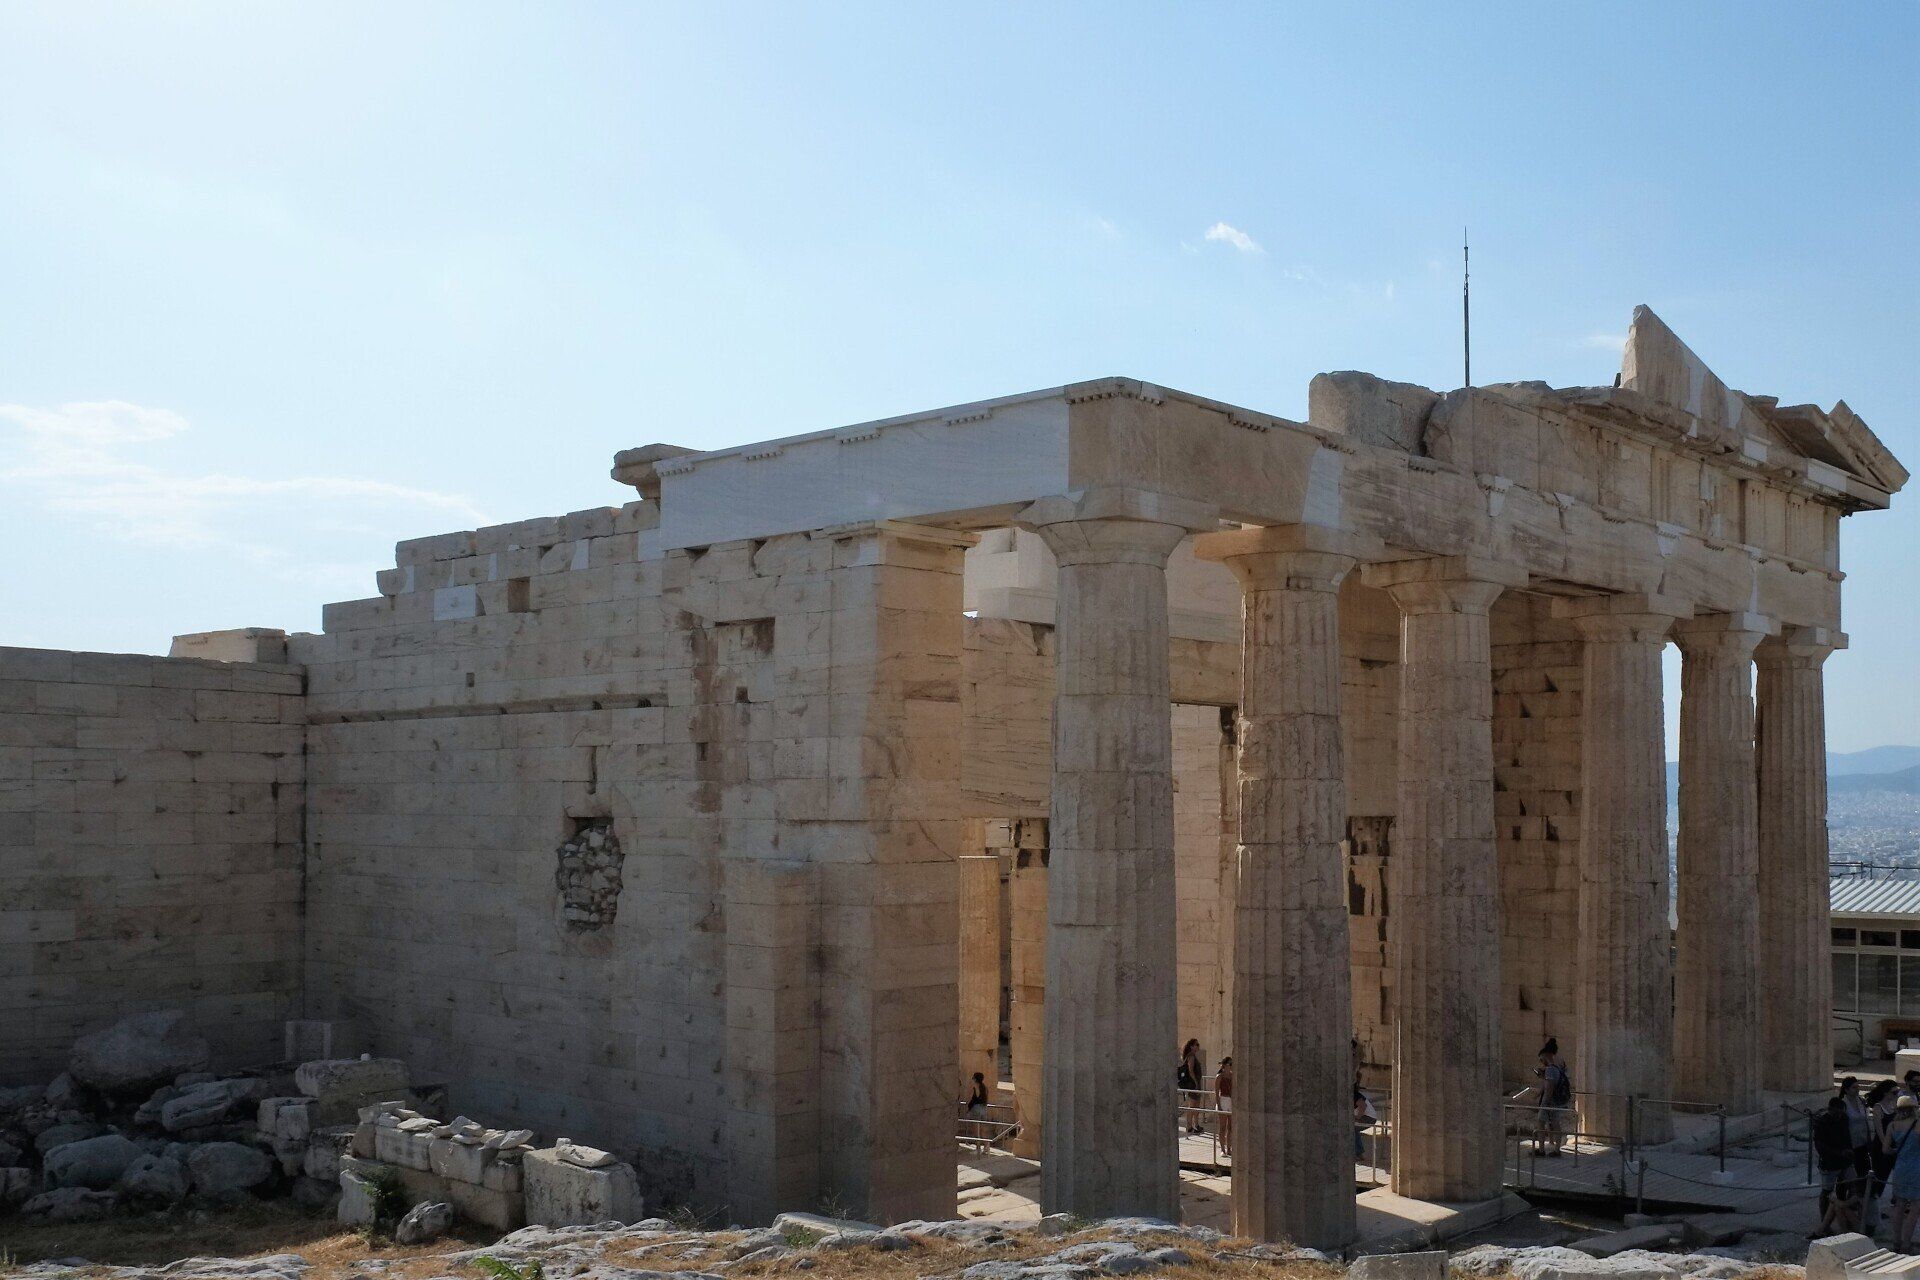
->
[1636, 1154, 1646, 1215]
[1718, 1107, 1727, 1174]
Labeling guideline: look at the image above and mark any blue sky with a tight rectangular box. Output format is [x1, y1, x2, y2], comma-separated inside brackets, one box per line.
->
[1, 3, 1914, 753]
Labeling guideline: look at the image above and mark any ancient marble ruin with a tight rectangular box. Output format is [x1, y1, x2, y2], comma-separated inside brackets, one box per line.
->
[2, 307, 1905, 1250]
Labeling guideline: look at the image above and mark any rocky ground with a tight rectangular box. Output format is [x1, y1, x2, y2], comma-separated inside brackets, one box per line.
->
[0, 1207, 1815, 1280]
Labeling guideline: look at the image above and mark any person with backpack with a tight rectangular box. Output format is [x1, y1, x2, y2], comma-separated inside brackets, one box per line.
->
[1533, 1039, 1571, 1157]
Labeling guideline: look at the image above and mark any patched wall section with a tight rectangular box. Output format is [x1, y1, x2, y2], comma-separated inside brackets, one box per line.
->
[0, 647, 305, 1084]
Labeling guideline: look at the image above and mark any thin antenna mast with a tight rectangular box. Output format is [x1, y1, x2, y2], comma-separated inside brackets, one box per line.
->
[1463, 228, 1472, 389]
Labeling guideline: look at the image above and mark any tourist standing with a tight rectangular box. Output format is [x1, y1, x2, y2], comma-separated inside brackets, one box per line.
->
[1886, 1096, 1920, 1251]
[1534, 1039, 1572, 1157]
[1868, 1080, 1900, 1234]
[1179, 1039, 1205, 1134]
[1215, 1057, 1234, 1158]
[1845, 1077, 1877, 1200]
[1818, 1096, 1861, 1222]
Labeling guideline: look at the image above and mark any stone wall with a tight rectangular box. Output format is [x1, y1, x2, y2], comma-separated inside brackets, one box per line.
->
[292, 504, 972, 1224]
[0, 646, 305, 1085]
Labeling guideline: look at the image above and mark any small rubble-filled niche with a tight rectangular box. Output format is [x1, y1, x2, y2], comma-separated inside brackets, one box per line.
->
[556, 819, 624, 931]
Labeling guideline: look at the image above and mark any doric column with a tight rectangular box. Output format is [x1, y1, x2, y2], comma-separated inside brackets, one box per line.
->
[1756, 626, 1842, 1093]
[1555, 594, 1687, 1144]
[1673, 613, 1775, 1115]
[1196, 524, 1377, 1249]
[1361, 555, 1525, 1204]
[1023, 486, 1216, 1221]
[1007, 839, 1048, 1159]
[958, 853, 1003, 1096]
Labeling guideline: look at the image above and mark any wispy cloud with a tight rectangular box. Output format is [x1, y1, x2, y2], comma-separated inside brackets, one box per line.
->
[1580, 332, 1628, 353]
[0, 400, 490, 588]
[1085, 214, 1123, 242]
[1203, 221, 1263, 255]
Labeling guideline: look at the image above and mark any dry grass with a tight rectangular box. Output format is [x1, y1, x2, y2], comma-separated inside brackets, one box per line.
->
[0, 1201, 494, 1276]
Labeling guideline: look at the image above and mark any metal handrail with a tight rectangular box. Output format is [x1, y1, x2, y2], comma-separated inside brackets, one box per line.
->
[957, 1101, 1019, 1152]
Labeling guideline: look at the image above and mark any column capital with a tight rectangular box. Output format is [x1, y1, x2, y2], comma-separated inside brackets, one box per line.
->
[1553, 592, 1692, 643]
[1020, 487, 1219, 567]
[1359, 555, 1526, 614]
[1756, 625, 1847, 666]
[1673, 611, 1778, 660]
[1192, 523, 1383, 593]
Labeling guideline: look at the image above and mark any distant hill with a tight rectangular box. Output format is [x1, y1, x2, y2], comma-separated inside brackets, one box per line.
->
[1659, 747, 1920, 805]
[1832, 764, 1920, 795]
[1830, 747, 1920, 777]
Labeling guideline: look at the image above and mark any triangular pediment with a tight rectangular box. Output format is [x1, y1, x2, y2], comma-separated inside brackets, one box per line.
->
[1617, 305, 1904, 495]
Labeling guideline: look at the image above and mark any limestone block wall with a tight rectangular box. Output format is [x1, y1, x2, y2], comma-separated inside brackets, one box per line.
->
[961, 618, 1053, 818]
[1491, 601, 1585, 1083]
[292, 503, 691, 1197]
[294, 503, 971, 1224]
[0, 646, 305, 1084]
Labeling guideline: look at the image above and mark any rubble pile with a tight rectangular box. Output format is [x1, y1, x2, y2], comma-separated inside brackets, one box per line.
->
[0, 1010, 346, 1223]
[0, 1009, 644, 1238]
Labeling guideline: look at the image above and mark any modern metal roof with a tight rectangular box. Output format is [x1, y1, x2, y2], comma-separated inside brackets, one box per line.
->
[1832, 874, 1920, 920]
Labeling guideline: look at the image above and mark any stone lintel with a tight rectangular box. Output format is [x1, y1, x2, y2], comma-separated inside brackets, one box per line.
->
[1359, 554, 1529, 593]
[1191, 522, 1384, 566]
[1018, 486, 1220, 535]
[1551, 592, 1695, 623]
[810, 519, 981, 550]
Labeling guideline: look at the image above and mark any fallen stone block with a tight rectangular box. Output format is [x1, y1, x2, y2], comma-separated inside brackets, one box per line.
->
[1350, 1251, 1446, 1280]
[120, 1153, 190, 1205]
[448, 1176, 525, 1231]
[304, 1141, 345, 1184]
[258, 1097, 315, 1142]
[163, 1079, 262, 1132]
[338, 1167, 377, 1227]
[1808, 1234, 1880, 1280]
[70, 1010, 211, 1095]
[292, 1175, 339, 1212]
[24, 1186, 119, 1221]
[396, 1200, 455, 1245]
[345, 1153, 450, 1207]
[1572, 1225, 1687, 1258]
[47, 1133, 143, 1189]
[482, 1154, 524, 1192]
[774, 1210, 882, 1236]
[524, 1146, 643, 1227]
[188, 1141, 274, 1197]
[374, 1123, 435, 1171]
[45, 1072, 92, 1112]
[35, 1119, 107, 1153]
[2, 1166, 35, 1206]
[430, 1135, 495, 1183]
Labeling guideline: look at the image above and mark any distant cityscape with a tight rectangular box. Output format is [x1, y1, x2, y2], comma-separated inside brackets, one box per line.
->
[1657, 746, 1920, 878]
